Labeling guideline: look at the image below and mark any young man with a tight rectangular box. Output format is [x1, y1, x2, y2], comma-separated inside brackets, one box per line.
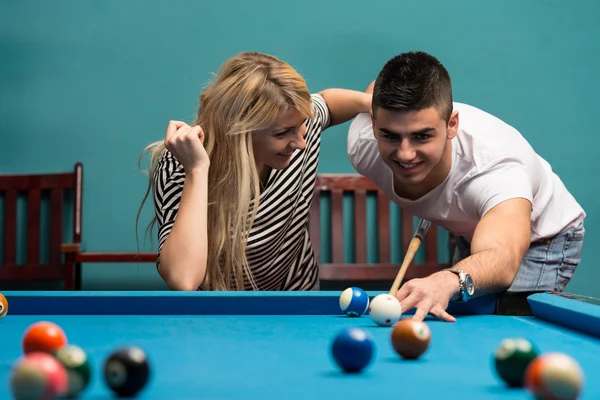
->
[347, 51, 585, 322]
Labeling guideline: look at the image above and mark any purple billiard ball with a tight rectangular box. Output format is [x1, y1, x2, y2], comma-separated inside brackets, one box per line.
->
[331, 328, 375, 373]
[339, 287, 369, 317]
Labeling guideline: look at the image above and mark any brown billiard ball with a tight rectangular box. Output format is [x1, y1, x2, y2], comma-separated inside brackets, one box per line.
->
[390, 318, 431, 359]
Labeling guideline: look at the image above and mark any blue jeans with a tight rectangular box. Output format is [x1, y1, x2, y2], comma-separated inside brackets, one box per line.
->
[451, 222, 585, 292]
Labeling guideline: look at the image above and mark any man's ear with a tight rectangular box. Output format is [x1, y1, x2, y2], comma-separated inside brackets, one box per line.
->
[447, 111, 459, 139]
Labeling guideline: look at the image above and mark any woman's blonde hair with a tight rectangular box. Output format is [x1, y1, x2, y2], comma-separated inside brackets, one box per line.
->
[137, 52, 313, 291]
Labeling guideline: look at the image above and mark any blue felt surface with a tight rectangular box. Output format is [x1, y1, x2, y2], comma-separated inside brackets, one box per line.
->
[1, 313, 600, 399]
[1, 290, 497, 316]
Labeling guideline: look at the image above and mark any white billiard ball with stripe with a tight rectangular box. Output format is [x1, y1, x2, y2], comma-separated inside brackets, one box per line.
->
[339, 287, 369, 317]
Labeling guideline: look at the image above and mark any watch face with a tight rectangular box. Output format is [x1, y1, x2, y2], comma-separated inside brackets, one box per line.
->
[465, 275, 475, 295]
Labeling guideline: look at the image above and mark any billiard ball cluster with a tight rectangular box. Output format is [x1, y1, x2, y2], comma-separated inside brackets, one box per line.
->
[9, 321, 89, 399]
[6, 318, 150, 399]
[333, 287, 585, 399]
[332, 287, 431, 373]
[493, 337, 584, 399]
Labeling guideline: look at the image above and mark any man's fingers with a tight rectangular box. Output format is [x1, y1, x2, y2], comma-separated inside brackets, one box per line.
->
[396, 279, 424, 302]
[411, 300, 433, 322]
[399, 291, 421, 316]
[430, 304, 456, 323]
[395, 283, 411, 301]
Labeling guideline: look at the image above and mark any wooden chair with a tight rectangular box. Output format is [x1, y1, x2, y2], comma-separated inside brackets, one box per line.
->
[0, 163, 83, 289]
[310, 174, 448, 284]
[60, 173, 451, 289]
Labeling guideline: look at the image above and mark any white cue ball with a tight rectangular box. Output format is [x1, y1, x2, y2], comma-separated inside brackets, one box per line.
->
[368, 294, 402, 326]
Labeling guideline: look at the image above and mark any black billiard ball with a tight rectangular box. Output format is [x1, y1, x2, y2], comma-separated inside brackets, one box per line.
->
[103, 347, 150, 397]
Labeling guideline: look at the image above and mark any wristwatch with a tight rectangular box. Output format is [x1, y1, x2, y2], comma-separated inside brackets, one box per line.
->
[443, 268, 474, 302]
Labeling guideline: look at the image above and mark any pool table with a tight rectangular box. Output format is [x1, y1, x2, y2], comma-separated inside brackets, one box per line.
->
[1, 290, 599, 399]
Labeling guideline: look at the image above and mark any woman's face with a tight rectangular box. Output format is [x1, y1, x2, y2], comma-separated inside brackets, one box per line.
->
[252, 108, 307, 171]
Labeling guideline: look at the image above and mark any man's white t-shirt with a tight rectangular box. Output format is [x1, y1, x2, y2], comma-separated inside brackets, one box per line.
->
[347, 102, 585, 242]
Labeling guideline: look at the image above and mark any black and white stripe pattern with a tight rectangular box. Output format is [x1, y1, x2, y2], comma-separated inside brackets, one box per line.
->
[152, 94, 330, 290]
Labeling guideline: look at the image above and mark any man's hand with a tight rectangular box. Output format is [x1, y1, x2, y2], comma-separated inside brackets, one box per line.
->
[395, 271, 460, 322]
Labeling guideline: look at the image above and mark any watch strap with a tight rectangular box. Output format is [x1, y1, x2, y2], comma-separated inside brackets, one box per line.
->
[443, 268, 467, 302]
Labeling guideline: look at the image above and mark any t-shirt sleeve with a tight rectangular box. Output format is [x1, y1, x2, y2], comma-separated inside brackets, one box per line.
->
[307, 93, 331, 134]
[459, 158, 533, 218]
[152, 151, 186, 267]
[347, 113, 375, 172]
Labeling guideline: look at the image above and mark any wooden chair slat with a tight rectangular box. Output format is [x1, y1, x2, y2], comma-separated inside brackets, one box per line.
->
[377, 192, 390, 263]
[316, 174, 381, 191]
[73, 163, 83, 242]
[49, 189, 64, 265]
[425, 226, 438, 263]
[3, 190, 18, 265]
[27, 189, 41, 264]
[0, 174, 74, 191]
[0, 265, 66, 281]
[319, 262, 442, 281]
[353, 190, 367, 263]
[401, 208, 413, 253]
[331, 189, 344, 263]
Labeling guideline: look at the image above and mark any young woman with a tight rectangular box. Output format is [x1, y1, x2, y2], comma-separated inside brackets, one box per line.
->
[138, 52, 371, 291]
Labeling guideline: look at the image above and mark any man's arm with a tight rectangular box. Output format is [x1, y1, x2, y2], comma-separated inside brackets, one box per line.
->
[451, 197, 532, 295]
[396, 197, 532, 321]
[319, 89, 372, 127]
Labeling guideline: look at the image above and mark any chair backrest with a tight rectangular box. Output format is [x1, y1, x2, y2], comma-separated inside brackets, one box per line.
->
[0, 163, 82, 288]
[310, 174, 448, 283]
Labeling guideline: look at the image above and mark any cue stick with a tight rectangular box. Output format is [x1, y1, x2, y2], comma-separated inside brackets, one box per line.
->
[388, 218, 432, 297]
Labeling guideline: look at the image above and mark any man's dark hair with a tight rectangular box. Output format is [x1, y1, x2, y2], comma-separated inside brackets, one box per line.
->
[373, 51, 453, 122]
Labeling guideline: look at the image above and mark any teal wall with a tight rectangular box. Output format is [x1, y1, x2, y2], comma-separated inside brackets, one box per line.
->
[1, 1, 598, 294]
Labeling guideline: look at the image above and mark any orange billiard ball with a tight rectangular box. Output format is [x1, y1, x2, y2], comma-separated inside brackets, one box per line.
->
[524, 352, 583, 400]
[22, 321, 68, 354]
[391, 318, 431, 359]
[0, 293, 8, 319]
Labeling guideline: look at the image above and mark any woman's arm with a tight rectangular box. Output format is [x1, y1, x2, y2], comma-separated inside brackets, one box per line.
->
[156, 121, 210, 291]
[319, 89, 372, 127]
[158, 167, 209, 291]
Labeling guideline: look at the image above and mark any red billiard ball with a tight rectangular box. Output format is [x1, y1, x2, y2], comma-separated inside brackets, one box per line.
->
[524, 352, 584, 400]
[10, 352, 69, 400]
[22, 321, 68, 354]
[390, 318, 431, 359]
[0, 293, 8, 319]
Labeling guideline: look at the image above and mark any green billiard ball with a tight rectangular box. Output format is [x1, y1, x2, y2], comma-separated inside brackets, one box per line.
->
[493, 338, 538, 387]
[54, 344, 92, 398]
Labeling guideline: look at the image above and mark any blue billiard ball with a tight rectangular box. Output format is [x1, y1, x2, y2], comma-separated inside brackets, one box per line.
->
[339, 287, 369, 317]
[330, 328, 375, 373]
